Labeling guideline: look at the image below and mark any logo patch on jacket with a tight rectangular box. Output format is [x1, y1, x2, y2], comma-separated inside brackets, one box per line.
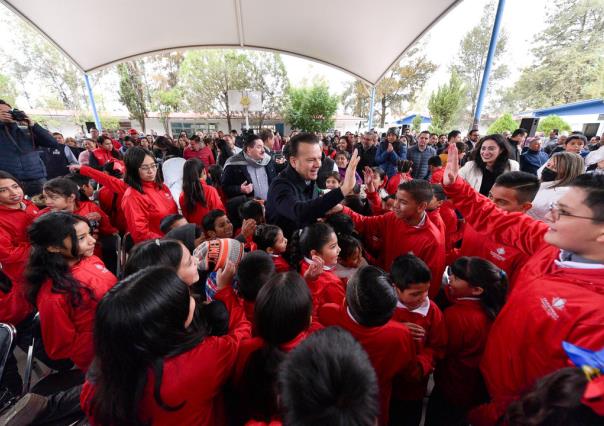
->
[541, 296, 566, 320]
[490, 247, 507, 261]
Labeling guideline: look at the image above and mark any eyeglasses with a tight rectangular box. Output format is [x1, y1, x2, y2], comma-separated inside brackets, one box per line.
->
[139, 163, 158, 172]
[548, 202, 603, 222]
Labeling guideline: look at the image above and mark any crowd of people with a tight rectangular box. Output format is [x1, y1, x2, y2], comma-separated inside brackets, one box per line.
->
[0, 96, 604, 425]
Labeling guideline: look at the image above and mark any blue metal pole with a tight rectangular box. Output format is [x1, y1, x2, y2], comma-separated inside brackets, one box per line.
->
[368, 86, 376, 130]
[84, 73, 102, 131]
[473, 0, 506, 127]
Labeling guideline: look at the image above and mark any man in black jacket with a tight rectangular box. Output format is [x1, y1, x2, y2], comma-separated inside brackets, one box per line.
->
[221, 134, 277, 200]
[266, 132, 359, 238]
[355, 131, 378, 175]
[0, 100, 61, 196]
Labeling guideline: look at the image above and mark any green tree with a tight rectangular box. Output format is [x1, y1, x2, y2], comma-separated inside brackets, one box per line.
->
[0, 74, 18, 106]
[428, 71, 466, 135]
[502, 0, 604, 111]
[74, 113, 120, 132]
[284, 82, 338, 132]
[341, 80, 371, 118]
[153, 88, 181, 134]
[452, 1, 508, 119]
[180, 51, 252, 131]
[117, 62, 148, 132]
[537, 115, 572, 135]
[411, 114, 423, 133]
[487, 113, 518, 134]
[246, 52, 289, 127]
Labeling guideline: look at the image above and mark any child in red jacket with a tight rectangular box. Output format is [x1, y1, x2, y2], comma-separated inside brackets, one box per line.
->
[390, 254, 447, 426]
[253, 224, 291, 272]
[332, 176, 445, 298]
[81, 264, 251, 426]
[319, 266, 421, 426]
[426, 256, 508, 426]
[236, 251, 276, 324]
[233, 272, 322, 424]
[25, 212, 117, 371]
[180, 158, 225, 226]
[295, 223, 346, 311]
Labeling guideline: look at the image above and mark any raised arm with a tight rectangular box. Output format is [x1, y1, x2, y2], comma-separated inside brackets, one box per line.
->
[76, 165, 127, 195]
[442, 144, 549, 256]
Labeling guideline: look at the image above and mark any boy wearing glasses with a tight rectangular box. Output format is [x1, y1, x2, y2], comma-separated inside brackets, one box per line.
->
[442, 144, 604, 426]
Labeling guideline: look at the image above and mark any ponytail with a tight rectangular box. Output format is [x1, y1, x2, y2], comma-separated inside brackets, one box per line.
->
[289, 222, 335, 269]
[450, 257, 508, 319]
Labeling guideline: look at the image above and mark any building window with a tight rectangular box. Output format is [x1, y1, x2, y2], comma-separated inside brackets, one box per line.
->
[170, 122, 217, 137]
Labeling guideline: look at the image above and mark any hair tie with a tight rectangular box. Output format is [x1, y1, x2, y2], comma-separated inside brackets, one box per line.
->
[155, 239, 161, 246]
[499, 269, 506, 279]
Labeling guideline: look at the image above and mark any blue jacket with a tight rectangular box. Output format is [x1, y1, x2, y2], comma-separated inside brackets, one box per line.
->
[0, 122, 60, 180]
[520, 150, 549, 175]
[407, 145, 437, 180]
[375, 141, 407, 177]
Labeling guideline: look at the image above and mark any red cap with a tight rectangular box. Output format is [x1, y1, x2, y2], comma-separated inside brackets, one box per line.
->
[128, 129, 138, 135]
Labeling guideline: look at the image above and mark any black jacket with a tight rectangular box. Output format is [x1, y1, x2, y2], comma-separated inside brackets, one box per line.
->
[266, 165, 344, 238]
[354, 143, 378, 175]
[221, 151, 277, 199]
[0, 122, 60, 180]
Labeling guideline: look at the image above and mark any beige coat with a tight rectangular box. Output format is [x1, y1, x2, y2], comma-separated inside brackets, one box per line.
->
[459, 160, 520, 191]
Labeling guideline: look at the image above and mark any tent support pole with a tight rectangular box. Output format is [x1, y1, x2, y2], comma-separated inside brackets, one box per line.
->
[368, 86, 376, 130]
[473, 0, 506, 128]
[84, 73, 102, 131]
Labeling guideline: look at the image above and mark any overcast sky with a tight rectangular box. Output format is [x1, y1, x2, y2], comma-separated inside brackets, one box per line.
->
[1, 0, 550, 118]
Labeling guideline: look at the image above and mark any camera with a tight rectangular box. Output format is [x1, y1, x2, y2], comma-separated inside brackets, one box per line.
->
[9, 109, 28, 122]
[88, 219, 100, 231]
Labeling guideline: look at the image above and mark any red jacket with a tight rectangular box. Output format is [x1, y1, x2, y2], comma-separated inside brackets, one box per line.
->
[184, 146, 216, 166]
[179, 179, 225, 226]
[300, 261, 346, 314]
[122, 181, 178, 243]
[0, 201, 39, 325]
[434, 299, 491, 410]
[385, 172, 412, 195]
[343, 207, 445, 298]
[82, 286, 251, 426]
[444, 177, 604, 426]
[428, 204, 461, 256]
[80, 165, 128, 233]
[270, 254, 291, 273]
[454, 224, 526, 288]
[91, 148, 125, 173]
[391, 299, 447, 400]
[429, 167, 445, 184]
[319, 303, 421, 426]
[36, 255, 116, 370]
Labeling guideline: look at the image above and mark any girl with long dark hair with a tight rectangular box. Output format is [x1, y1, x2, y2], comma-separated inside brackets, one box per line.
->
[41, 177, 117, 257]
[121, 147, 178, 243]
[426, 256, 508, 424]
[179, 158, 225, 226]
[25, 212, 117, 371]
[459, 134, 519, 196]
[215, 138, 234, 167]
[233, 272, 319, 424]
[81, 265, 251, 426]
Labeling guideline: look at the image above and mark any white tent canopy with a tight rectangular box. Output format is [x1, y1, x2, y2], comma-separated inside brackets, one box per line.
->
[2, 0, 461, 86]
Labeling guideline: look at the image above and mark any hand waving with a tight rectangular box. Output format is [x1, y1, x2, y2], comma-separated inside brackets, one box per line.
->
[443, 142, 459, 186]
[341, 149, 360, 196]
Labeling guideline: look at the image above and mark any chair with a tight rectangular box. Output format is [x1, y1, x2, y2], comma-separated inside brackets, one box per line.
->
[0, 323, 16, 386]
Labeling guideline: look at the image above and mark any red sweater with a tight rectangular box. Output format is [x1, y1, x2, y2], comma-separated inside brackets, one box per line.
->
[319, 303, 421, 426]
[270, 254, 291, 273]
[299, 261, 346, 314]
[36, 255, 116, 370]
[444, 177, 604, 426]
[455, 224, 526, 289]
[385, 172, 412, 195]
[184, 146, 216, 166]
[434, 299, 491, 410]
[343, 207, 445, 298]
[122, 181, 178, 243]
[82, 286, 251, 426]
[179, 180, 225, 226]
[0, 201, 39, 325]
[79, 165, 128, 234]
[91, 148, 125, 173]
[391, 300, 447, 400]
[429, 167, 445, 184]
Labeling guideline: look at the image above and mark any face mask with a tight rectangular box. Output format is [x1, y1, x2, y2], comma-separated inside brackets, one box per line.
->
[541, 167, 558, 182]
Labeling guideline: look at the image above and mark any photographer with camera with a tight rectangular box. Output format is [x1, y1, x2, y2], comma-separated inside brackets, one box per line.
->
[0, 100, 62, 196]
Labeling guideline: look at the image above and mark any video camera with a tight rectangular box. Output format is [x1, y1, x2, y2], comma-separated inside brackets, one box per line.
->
[9, 109, 28, 122]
